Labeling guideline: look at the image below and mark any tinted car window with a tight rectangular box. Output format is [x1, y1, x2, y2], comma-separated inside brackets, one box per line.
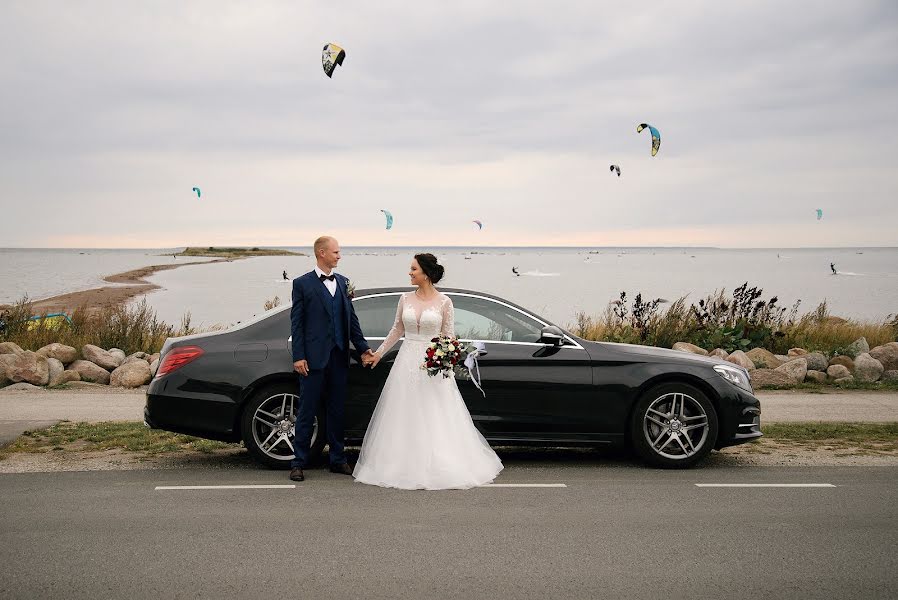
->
[449, 295, 543, 342]
[353, 294, 402, 338]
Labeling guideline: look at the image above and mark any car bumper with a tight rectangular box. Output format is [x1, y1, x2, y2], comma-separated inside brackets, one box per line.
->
[704, 375, 763, 449]
[144, 373, 243, 443]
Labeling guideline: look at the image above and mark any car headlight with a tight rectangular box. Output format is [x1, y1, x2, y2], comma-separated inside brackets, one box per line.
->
[713, 364, 753, 392]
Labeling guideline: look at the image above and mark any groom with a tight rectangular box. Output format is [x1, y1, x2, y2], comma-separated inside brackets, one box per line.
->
[290, 235, 375, 482]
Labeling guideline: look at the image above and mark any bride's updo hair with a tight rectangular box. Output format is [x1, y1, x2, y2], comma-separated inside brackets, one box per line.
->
[414, 253, 445, 284]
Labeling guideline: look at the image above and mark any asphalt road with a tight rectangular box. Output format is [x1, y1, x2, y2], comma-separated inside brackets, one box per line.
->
[1, 465, 895, 599]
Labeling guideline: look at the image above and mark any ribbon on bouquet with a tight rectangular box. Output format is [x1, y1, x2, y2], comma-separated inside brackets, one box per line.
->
[464, 341, 487, 397]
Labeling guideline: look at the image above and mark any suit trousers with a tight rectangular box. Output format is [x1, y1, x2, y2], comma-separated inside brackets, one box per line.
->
[292, 346, 348, 468]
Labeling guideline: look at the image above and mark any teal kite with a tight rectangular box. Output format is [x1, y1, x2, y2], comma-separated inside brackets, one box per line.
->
[381, 209, 393, 230]
[816, 208, 823, 221]
[637, 123, 661, 156]
[192, 187, 201, 198]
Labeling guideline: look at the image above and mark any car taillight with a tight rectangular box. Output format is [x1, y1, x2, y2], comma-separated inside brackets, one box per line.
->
[156, 346, 204, 377]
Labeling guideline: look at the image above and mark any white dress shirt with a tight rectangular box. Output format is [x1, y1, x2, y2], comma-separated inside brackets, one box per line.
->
[314, 266, 337, 296]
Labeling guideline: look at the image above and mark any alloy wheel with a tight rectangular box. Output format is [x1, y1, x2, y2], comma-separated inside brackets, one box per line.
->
[250, 392, 313, 462]
[642, 392, 709, 461]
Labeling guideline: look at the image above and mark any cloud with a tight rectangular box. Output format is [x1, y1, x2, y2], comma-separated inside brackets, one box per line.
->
[1, 0, 896, 247]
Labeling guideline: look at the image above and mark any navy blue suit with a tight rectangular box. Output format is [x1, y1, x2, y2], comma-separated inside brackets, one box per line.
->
[290, 270, 370, 468]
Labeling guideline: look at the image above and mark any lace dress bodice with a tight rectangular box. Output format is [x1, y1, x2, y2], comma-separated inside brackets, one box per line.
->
[376, 291, 455, 354]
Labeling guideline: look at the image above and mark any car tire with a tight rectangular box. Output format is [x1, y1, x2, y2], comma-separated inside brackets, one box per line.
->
[241, 382, 326, 469]
[630, 381, 718, 469]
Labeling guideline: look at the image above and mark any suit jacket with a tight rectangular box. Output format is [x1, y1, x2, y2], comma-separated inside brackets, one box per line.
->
[290, 270, 370, 369]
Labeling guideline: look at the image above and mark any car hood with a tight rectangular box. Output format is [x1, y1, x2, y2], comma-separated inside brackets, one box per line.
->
[580, 339, 731, 368]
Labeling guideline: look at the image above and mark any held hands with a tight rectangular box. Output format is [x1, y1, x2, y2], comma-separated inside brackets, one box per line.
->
[361, 349, 381, 368]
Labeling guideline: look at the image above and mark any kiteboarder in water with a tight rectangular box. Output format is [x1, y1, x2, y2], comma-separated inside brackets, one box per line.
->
[283, 270, 289, 280]
[830, 262, 837, 275]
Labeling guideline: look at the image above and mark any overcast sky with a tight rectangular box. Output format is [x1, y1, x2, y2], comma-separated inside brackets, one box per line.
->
[1, 1, 896, 248]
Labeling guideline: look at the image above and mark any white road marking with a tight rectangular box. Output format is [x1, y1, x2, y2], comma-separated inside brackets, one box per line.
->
[155, 485, 296, 490]
[479, 483, 568, 488]
[695, 483, 836, 488]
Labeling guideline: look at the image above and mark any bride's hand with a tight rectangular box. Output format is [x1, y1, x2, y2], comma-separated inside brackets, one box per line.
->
[368, 352, 382, 368]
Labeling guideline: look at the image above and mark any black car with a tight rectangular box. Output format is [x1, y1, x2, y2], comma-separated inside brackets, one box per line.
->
[145, 288, 762, 469]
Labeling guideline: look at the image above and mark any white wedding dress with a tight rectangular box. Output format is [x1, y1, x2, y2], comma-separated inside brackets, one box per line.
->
[353, 291, 503, 490]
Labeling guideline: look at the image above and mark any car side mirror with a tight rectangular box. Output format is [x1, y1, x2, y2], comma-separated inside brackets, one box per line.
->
[538, 326, 565, 347]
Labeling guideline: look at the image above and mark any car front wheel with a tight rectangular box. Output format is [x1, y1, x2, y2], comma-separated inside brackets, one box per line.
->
[241, 382, 325, 469]
[630, 382, 718, 469]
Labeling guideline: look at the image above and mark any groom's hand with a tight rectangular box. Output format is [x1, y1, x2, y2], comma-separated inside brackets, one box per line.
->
[293, 359, 309, 376]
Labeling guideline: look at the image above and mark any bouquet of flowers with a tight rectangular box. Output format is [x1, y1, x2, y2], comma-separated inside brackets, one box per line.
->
[421, 335, 476, 379]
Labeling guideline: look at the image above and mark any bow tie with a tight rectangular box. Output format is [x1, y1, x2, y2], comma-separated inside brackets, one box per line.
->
[319, 273, 335, 282]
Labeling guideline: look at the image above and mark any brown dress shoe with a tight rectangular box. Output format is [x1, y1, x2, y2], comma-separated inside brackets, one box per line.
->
[329, 463, 353, 476]
[289, 468, 305, 482]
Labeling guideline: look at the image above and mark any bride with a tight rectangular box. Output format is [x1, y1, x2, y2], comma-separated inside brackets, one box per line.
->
[352, 253, 503, 490]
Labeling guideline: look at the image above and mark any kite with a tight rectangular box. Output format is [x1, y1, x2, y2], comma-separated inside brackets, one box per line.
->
[609, 165, 621, 177]
[636, 123, 661, 156]
[192, 187, 201, 198]
[512, 266, 520, 276]
[472, 220, 483, 230]
[816, 209, 823, 221]
[380, 209, 393, 230]
[322, 43, 346, 78]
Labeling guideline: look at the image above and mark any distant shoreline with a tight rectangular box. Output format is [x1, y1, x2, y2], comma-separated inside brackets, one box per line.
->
[0, 258, 235, 315]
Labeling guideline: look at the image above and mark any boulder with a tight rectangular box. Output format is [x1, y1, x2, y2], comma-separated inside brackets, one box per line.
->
[149, 358, 160, 376]
[844, 337, 870, 359]
[774, 354, 790, 362]
[882, 370, 898, 383]
[673, 342, 708, 356]
[4, 351, 49, 386]
[0, 341, 24, 355]
[804, 370, 827, 384]
[47, 357, 64, 384]
[110, 360, 151, 388]
[726, 350, 755, 370]
[826, 364, 852, 380]
[0, 382, 43, 392]
[833, 375, 855, 385]
[120, 356, 148, 367]
[49, 369, 81, 387]
[829, 355, 854, 371]
[869, 342, 898, 372]
[749, 368, 795, 387]
[126, 351, 148, 361]
[108, 348, 126, 362]
[787, 348, 808, 357]
[148, 352, 160, 365]
[81, 344, 122, 371]
[804, 352, 829, 372]
[709, 348, 729, 359]
[0, 353, 18, 386]
[68, 359, 111, 385]
[745, 348, 782, 369]
[35, 343, 78, 365]
[853, 352, 884, 383]
[775, 357, 807, 384]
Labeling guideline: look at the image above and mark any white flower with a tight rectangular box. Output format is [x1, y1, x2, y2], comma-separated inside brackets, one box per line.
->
[435, 350, 444, 357]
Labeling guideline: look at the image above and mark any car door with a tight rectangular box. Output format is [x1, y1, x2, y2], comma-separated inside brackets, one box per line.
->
[345, 292, 403, 436]
[447, 293, 598, 442]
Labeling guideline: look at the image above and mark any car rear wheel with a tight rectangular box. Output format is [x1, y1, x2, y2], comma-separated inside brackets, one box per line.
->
[630, 382, 718, 469]
[241, 382, 325, 469]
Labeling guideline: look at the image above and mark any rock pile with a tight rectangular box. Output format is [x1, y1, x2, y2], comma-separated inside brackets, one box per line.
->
[671, 337, 898, 387]
[0, 342, 160, 389]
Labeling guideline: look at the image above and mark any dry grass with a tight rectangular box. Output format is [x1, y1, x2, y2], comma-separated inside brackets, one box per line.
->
[0, 297, 198, 355]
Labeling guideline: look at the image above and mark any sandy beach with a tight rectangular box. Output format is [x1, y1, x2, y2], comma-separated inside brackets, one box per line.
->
[0, 259, 232, 315]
